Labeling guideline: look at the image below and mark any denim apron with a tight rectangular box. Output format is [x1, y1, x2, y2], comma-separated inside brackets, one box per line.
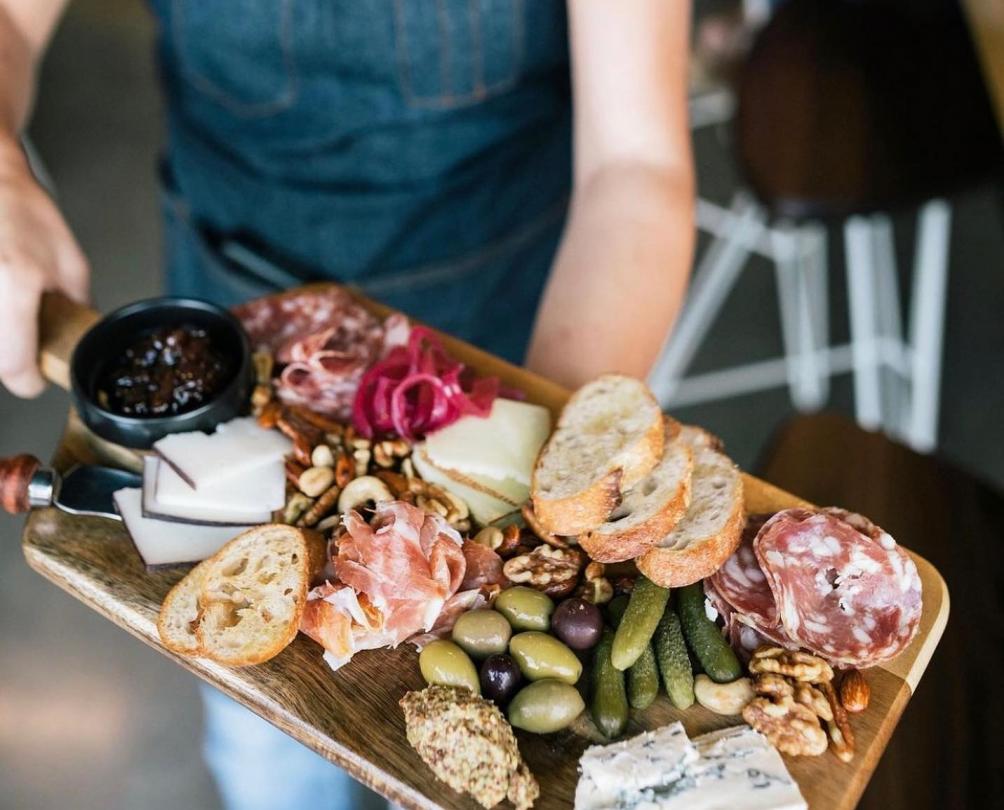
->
[149, 0, 572, 363]
[145, 4, 571, 809]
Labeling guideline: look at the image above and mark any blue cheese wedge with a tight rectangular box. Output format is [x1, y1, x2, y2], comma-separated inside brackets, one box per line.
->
[575, 723, 698, 810]
[575, 724, 806, 810]
[680, 726, 807, 810]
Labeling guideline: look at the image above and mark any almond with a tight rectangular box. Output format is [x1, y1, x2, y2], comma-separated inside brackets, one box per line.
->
[839, 669, 870, 713]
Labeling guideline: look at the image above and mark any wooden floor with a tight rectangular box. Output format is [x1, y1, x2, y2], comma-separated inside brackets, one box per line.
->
[758, 413, 1004, 809]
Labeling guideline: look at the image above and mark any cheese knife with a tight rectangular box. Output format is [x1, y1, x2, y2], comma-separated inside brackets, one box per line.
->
[0, 454, 140, 520]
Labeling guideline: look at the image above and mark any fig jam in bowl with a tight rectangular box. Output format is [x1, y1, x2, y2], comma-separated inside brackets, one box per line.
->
[71, 298, 253, 448]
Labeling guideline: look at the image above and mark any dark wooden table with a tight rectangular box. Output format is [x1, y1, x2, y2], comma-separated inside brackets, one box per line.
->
[758, 412, 1003, 809]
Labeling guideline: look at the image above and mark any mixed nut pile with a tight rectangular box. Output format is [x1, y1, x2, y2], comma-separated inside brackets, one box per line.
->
[742, 647, 868, 762]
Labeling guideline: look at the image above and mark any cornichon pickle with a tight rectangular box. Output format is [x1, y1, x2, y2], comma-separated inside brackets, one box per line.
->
[610, 576, 671, 671]
[627, 643, 659, 710]
[606, 592, 659, 710]
[591, 629, 629, 738]
[653, 607, 695, 709]
[676, 583, 742, 683]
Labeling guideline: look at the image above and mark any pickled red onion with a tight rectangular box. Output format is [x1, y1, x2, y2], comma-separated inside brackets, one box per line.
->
[352, 327, 502, 441]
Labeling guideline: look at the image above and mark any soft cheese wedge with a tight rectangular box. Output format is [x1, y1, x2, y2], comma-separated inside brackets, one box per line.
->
[575, 722, 806, 810]
[142, 456, 282, 525]
[113, 488, 253, 568]
[422, 398, 552, 487]
[412, 449, 519, 525]
[154, 417, 291, 490]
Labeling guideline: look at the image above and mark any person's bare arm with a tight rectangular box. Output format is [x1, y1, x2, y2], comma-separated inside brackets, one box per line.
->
[0, 0, 88, 397]
[526, 0, 694, 389]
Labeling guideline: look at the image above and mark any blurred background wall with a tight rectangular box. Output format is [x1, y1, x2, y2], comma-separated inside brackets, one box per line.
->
[0, 1, 1000, 808]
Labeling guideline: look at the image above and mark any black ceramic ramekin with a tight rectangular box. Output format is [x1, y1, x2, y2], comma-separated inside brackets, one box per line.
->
[70, 297, 253, 449]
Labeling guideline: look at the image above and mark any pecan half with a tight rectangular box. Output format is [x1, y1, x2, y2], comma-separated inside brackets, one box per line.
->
[820, 681, 855, 762]
[502, 545, 585, 598]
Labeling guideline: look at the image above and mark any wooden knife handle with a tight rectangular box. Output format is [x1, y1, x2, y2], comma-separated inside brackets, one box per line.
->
[38, 292, 101, 390]
[0, 454, 41, 514]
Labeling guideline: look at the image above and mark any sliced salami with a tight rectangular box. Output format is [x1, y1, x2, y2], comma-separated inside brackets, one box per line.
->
[754, 507, 923, 668]
[234, 289, 410, 420]
[704, 577, 794, 660]
[709, 513, 778, 629]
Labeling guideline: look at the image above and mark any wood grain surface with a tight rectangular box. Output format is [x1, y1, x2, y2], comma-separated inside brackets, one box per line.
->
[21, 284, 949, 809]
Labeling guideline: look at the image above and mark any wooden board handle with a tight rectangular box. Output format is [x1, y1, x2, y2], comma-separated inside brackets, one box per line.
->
[38, 292, 101, 390]
[0, 454, 40, 514]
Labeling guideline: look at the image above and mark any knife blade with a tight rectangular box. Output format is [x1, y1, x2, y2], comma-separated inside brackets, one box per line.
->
[1, 454, 140, 520]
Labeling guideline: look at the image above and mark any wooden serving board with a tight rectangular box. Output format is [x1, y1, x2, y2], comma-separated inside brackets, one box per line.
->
[21, 286, 949, 810]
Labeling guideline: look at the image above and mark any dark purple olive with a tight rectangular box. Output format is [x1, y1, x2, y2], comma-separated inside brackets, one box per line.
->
[480, 654, 523, 705]
[551, 598, 603, 650]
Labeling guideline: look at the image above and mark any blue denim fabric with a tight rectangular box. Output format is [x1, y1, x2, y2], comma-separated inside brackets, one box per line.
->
[148, 4, 571, 808]
[150, 0, 572, 363]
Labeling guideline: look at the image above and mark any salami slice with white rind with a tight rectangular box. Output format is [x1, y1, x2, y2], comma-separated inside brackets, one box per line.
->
[754, 507, 922, 668]
[709, 513, 777, 628]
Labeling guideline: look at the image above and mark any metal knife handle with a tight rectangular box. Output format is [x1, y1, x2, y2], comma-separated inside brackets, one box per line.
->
[0, 454, 49, 514]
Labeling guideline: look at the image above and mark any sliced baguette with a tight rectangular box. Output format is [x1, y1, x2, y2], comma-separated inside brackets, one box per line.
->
[195, 524, 326, 667]
[677, 423, 724, 452]
[578, 419, 693, 563]
[532, 375, 664, 535]
[636, 446, 745, 587]
[157, 559, 212, 655]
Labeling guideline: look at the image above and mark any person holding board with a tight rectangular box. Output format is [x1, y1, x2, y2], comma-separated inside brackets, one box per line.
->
[0, 2, 694, 808]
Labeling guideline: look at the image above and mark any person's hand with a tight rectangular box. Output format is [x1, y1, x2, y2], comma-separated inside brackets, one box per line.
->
[0, 136, 89, 397]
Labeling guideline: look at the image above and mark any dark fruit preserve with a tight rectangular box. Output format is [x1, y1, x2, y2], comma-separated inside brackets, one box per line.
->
[96, 325, 231, 417]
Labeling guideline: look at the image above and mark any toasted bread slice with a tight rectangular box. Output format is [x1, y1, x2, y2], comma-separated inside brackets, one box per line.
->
[195, 525, 326, 667]
[578, 419, 693, 563]
[532, 375, 664, 535]
[636, 446, 745, 587]
[677, 423, 724, 452]
[157, 560, 212, 655]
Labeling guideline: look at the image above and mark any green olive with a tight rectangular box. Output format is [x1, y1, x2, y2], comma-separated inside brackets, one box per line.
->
[451, 609, 512, 658]
[419, 640, 480, 694]
[507, 679, 585, 733]
[495, 587, 555, 631]
[509, 631, 583, 684]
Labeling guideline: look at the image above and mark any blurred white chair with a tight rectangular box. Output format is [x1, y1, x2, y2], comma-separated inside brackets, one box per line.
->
[649, 192, 952, 453]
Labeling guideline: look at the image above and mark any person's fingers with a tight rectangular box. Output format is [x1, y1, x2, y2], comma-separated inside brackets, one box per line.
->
[0, 276, 44, 398]
[55, 229, 91, 305]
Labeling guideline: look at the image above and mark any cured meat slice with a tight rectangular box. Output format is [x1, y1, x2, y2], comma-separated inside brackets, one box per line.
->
[303, 501, 471, 670]
[709, 513, 778, 629]
[754, 507, 923, 668]
[704, 577, 795, 661]
[233, 289, 410, 420]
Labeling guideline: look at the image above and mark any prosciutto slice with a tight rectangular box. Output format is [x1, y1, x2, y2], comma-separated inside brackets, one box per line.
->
[754, 507, 923, 668]
[300, 501, 469, 670]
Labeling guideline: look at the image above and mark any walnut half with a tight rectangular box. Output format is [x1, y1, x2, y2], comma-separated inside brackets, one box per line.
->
[742, 695, 829, 757]
[502, 545, 585, 598]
